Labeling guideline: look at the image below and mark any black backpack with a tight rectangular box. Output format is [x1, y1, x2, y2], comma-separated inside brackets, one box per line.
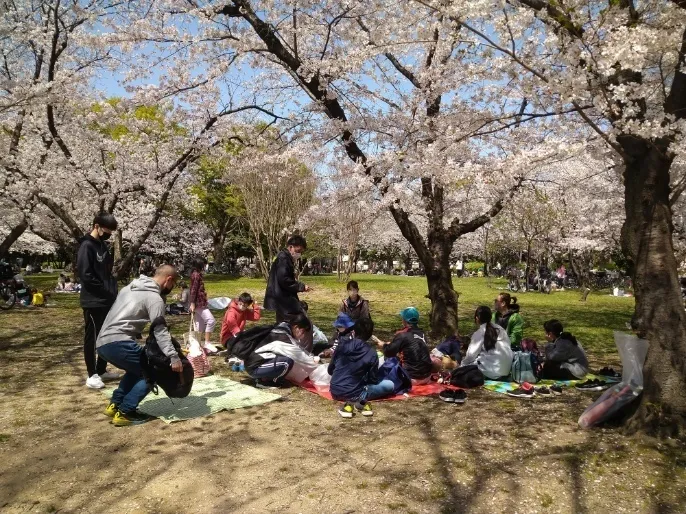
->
[225, 323, 277, 360]
[449, 365, 485, 388]
[0, 262, 14, 280]
[141, 317, 194, 398]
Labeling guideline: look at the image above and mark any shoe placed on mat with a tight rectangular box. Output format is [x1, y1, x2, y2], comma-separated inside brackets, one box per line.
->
[100, 371, 121, 381]
[354, 400, 373, 417]
[111, 410, 152, 427]
[535, 386, 552, 397]
[86, 374, 105, 389]
[104, 402, 119, 418]
[550, 385, 563, 395]
[575, 379, 610, 391]
[597, 367, 621, 378]
[338, 402, 355, 418]
[507, 386, 535, 399]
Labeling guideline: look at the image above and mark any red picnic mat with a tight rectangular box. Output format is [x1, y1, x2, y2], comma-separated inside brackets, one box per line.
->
[297, 379, 453, 401]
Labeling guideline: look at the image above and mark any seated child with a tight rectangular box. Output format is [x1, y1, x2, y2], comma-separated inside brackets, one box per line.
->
[339, 280, 371, 320]
[220, 292, 261, 346]
[329, 318, 394, 417]
[63, 277, 75, 291]
[31, 288, 45, 307]
[540, 319, 589, 380]
[56, 274, 66, 291]
[461, 306, 513, 380]
[376, 307, 433, 385]
[431, 333, 462, 371]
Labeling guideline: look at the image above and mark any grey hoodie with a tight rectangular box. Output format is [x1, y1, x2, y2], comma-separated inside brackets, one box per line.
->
[96, 275, 179, 364]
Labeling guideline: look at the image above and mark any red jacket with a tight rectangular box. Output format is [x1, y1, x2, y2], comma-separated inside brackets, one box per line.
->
[220, 300, 261, 346]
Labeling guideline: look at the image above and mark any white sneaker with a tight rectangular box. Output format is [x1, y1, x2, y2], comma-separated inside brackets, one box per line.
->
[86, 374, 105, 389]
[100, 371, 121, 381]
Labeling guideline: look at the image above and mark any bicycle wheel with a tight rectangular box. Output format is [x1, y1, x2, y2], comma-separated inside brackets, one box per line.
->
[0, 284, 17, 310]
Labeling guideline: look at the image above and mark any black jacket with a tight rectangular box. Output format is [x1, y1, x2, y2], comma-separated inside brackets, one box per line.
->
[264, 250, 305, 315]
[328, 337, 379, 401]
[383, 326, 432, 380]
[77, 235, 117, 308]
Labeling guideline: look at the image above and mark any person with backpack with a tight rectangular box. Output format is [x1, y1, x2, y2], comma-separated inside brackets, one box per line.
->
[460, 306, 513, 380]
[493, 292, 524, 349]
[77, 212, 120, 390]
[329, 318, 394, 418]
[96, 265, 181, 426]
[220, 293, 261, 346]
[189, 257, 215, 348]
[376, 307, 432, 385]
[231, 314, 319, 389]
[540, 320, 590, 380]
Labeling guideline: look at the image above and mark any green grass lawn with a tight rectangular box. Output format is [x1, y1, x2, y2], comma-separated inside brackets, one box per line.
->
[23, 272, 634, 363]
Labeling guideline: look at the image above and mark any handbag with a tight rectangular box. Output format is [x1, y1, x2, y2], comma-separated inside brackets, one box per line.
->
[185, 316, 211, 378]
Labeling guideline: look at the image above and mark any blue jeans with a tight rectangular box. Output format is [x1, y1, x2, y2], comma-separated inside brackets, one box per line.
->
[97, 341, 151, 414]
[361, 379, 395, 401]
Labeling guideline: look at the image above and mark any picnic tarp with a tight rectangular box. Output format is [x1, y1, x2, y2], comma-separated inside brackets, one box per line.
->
[483, 374, 620, 395]
[298, 378, 451, 401]
[103, 375, 281, 423]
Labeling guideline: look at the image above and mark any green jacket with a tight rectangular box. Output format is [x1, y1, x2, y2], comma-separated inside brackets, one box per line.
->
[493, 311, 524, 347]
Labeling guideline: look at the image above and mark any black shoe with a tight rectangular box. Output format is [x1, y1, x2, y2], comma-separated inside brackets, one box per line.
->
[575, 379, 609, 391]
[535, 386, 552, 396]
[452, 389, 467, 404]
[439, 390, 457, 403]
[354, 400, 373, 416]
[550, 385, 563, 395]
[597, 367, 621, 378]
[507, 386, 535, 399]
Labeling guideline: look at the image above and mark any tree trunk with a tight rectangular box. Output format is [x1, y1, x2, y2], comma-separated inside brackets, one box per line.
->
[386, 255, 393, 275]
[213, 234, 225, 268]
[483, 227, 489, 277]
[525, 240, 532, 291]
[0, 218, 29, 258]
[619, 136, 686, 435]
[113, 230, 123, 261]
[425, 242, 460, 338]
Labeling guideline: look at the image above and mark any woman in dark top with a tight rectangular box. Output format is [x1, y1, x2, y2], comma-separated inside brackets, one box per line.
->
[540, 319, 589, 379]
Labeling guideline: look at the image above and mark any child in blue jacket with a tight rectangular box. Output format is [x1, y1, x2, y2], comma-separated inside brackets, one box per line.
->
[328, 318, 394, 418]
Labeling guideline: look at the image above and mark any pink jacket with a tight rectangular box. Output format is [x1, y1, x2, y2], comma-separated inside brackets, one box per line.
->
[220, 300, 261, 346]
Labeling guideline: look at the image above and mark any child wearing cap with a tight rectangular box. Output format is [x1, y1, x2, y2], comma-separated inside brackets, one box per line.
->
[376, 307, 432, 385]
[329, 318, 394, 418]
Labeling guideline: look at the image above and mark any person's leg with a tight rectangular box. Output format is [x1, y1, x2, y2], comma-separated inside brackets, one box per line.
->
[540, 361, 576, 380]
[249, 356, 294, 381]
[362, 380, 395, 401]
[91, 307, 110, 375]
[97, 342, 151, 413]
[83, 308, 99, 377]
[198, 308, 216, 344]
[411, 376, 431, 386]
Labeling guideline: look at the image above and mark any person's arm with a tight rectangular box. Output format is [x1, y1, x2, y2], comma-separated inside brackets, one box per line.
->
[327, 349, 339, 375]
[220, 309, 232, 346]
[461, 330, 484, 366]
[189, 272, 201, 310]
[147, 296, 181, 365]
[383, 334, 404, 358]
[360, 300, 370, 319]
[509, 315, 524, 346]
[544, 341, 570, 363]
[246, 303, 261, 321]
[275, 258, 305, 294]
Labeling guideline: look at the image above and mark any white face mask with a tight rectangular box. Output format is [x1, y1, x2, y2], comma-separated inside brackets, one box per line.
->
[292, 252, 302, 260]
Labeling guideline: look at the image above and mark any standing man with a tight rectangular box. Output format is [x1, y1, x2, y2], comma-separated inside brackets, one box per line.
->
[78, 212, 120, 389]
[264, 235, 314, 349]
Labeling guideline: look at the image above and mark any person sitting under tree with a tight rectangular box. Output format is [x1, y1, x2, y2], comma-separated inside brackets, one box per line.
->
[493, 292, 524, 349]
[339, 280, 371, 320]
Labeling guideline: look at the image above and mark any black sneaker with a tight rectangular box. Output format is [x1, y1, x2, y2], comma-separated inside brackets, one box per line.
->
[575, 379, 609, 391]
[535, 386, 552, 396]
[452, 389, 467, 404]
[255, 379, 278, 390]
[507, 386, 535, 399]
[354, 400, 373, 416]
[338, 402, 354, 418]
[550, 385, 563, 395]
[597, 367, 621, 378]
[439, 390, 456, 403]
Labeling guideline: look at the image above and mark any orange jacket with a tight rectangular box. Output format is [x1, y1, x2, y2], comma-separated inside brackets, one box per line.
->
[220, 300, 261, 346]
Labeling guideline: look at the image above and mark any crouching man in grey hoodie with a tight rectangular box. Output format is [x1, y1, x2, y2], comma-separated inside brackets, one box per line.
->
[96, 265, 180, 427]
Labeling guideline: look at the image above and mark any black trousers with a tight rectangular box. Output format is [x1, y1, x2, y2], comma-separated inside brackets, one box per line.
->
[540, 361, 577, 380]
[83, 307, 110, 377]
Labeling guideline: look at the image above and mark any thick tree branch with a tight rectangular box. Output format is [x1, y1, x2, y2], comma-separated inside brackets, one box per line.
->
[0, 216, 29, 258]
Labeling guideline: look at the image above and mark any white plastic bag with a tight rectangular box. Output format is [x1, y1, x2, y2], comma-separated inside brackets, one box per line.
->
[207, 297, 231, 310]
[309, 364, 331, 393]
[578, 331, 649, 429]
[184, 316, 203, 357]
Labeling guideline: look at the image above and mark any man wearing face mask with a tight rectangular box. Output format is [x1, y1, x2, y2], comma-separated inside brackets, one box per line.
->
[96, 265, 181, 426]
[264, 234, 312, 324]
[77, 212, 120, 390]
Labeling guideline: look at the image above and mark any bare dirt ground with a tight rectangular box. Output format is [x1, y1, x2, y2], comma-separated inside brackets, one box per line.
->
[1, 303, 685, 514]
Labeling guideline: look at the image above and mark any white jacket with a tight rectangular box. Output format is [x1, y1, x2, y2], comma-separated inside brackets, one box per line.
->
[461, 323, 513, 379]
[256, 339, 319, 383]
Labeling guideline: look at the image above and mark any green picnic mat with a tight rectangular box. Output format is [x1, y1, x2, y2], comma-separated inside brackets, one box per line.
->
[483, 374, 619, 395]
[104, 375, 281, 423]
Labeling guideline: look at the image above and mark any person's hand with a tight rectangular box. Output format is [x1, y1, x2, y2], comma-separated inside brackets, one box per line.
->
[190, 303, 195, 313]
[304, 285, 313, 292]
[171, 360, 183, 372]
